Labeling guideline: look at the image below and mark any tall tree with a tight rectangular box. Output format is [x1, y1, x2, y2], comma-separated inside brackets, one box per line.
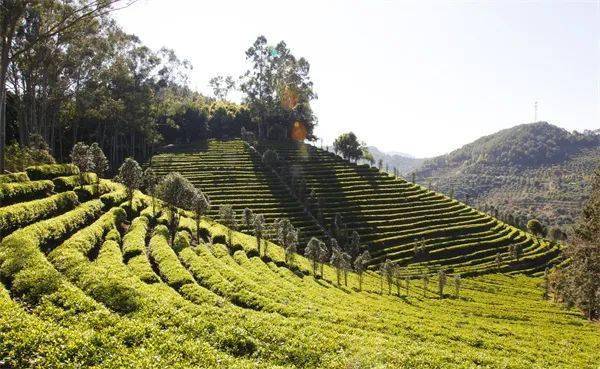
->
[240, 35, 317, 140]
[0, 0, 132, 172]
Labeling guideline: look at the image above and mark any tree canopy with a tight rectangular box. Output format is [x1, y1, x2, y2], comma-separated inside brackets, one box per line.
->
[333, 132, 365, 162]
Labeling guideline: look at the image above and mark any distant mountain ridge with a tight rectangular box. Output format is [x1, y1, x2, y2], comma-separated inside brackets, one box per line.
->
[366, 146, 425, 175]
[414, 122, 600, 230]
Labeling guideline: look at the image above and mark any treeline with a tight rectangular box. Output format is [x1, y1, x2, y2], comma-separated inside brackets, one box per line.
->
[1, 1, 317, 172]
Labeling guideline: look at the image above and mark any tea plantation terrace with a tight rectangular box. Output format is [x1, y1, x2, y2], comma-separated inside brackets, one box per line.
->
[150, 139, 563, 276]
[0, 164, 597, 368]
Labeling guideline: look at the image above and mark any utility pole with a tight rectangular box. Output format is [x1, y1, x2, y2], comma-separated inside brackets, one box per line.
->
[534, 101, 538, 122]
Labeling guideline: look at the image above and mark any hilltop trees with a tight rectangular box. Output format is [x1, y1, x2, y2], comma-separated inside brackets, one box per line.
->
[240, 35, 317, 140]
[243, 208, 254, 232]
[333, 132, 365, 162]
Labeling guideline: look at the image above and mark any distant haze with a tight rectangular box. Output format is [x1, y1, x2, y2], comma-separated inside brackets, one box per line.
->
[114, 0, 600, 157]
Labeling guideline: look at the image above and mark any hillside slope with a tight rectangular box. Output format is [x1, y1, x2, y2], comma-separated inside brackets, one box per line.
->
[414, 122, 600, 229]
[0, 167, 597, 368]
[151, 139, 563, 276]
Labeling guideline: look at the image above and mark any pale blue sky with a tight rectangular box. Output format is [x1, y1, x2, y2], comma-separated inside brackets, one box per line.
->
[114, 0, 600, 157]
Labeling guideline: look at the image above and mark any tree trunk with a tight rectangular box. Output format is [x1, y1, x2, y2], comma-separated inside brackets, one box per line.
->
[0, 17, 16, 173]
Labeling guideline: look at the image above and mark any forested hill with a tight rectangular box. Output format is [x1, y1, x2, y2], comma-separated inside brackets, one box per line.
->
[415, 122, 600, 230]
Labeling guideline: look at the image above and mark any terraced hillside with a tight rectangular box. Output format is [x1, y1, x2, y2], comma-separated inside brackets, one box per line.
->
[0, 165, 598, 368]
[150, 141, 326, 244]
[257, 140, 562, 276]
[149, 140, 562, 276]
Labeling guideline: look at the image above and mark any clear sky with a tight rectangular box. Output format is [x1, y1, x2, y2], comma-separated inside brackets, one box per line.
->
[114, 0, 600, 157]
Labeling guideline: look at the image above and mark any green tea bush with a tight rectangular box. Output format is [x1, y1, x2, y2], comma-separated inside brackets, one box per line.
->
[26, 164, 79, 180]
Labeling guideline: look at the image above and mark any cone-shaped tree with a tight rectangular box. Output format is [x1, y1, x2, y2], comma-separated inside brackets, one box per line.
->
[71, 142, 94, 188]
[156, 172, 196, 244]
[116, 158, 143, 210]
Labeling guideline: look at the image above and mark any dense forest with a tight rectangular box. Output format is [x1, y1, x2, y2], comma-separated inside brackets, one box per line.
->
[0, 1, 317, 172]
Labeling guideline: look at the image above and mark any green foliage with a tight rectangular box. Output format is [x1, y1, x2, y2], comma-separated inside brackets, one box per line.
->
[0, 191, 78, 236]
[122, 216, 150, 260]
[116, 158, 144, 205]
[25, 164, 79, 180]
[0, 180, 54, 205]
[148, 226, 195, 290]
[0, 172, 29, 184]
[527, 219, 545, 236]
[240, 35, 317, 140]
[416, 123, 600, 228]
[3, 142, 55, 172]
[333, 132, 365, 162]
[52, 173, 97, 192]
[89, 143, 109, 179]
[550, 169, 600, 320]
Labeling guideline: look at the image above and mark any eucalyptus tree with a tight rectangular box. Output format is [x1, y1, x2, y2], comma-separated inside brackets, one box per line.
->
[341, 251, 352, 286]
[218, 204, 238, 247]
[422, 273, 429, 297]
[277, 219, 298, 265]
[209, 75, 236, 100]
[353, 250, 371, 291]
[317, 240, 329, 277]
[0, 0, 130, 171]
[240, 35, 317, 140]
